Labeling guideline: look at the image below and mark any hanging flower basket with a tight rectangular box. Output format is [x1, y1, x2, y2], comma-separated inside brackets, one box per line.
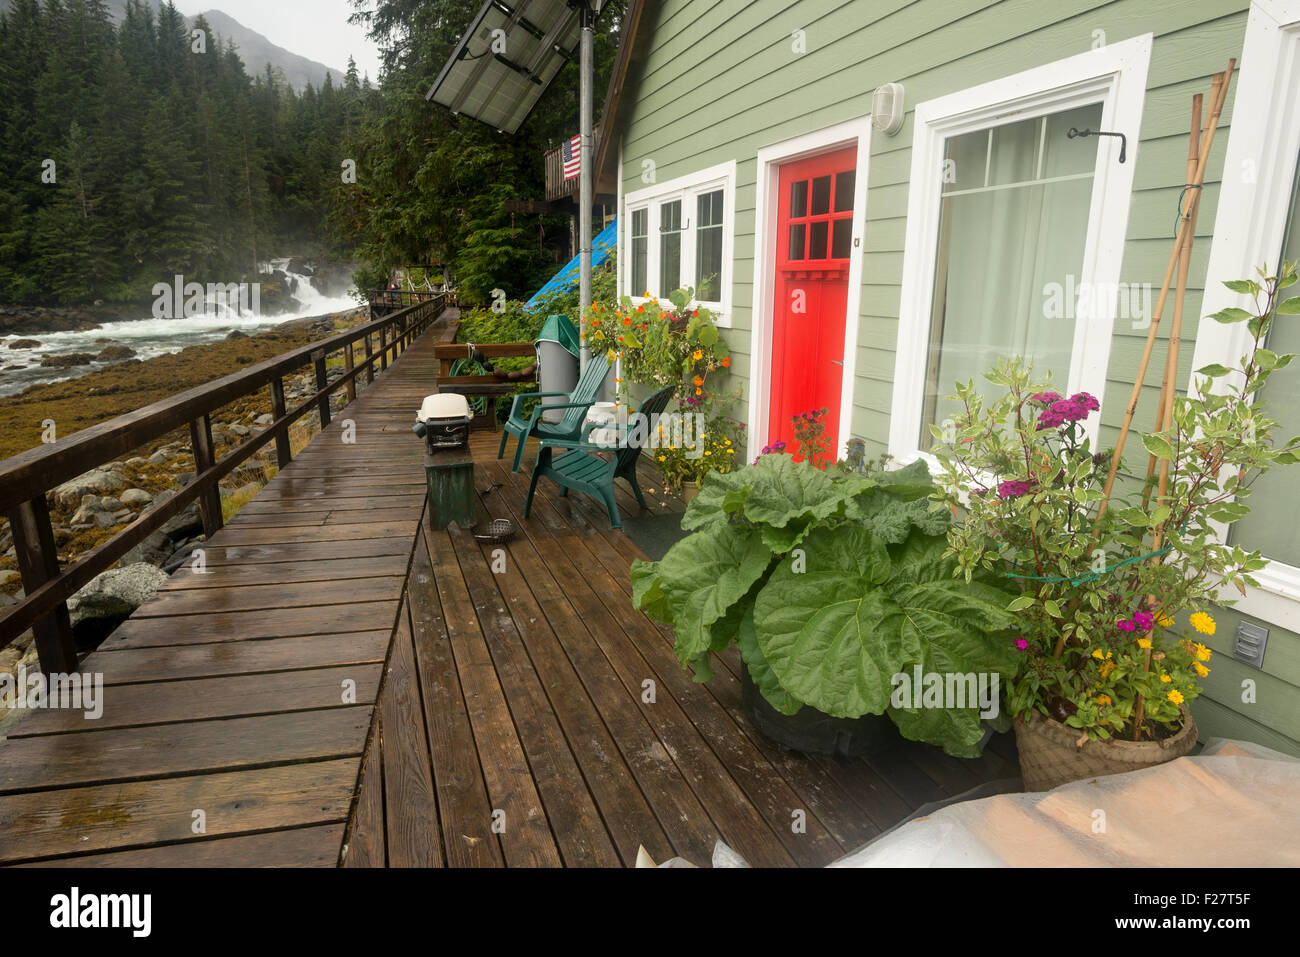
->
[1014, 708, 1198, 792]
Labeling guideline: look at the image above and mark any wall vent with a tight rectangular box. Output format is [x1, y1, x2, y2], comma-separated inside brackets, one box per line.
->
[1233, 620, 1269, 669]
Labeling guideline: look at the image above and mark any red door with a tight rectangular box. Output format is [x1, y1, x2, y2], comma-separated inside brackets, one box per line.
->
[768, 146, 856, 462]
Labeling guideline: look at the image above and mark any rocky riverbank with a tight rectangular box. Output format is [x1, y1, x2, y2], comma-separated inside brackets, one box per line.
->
[0, 304, 372, 688]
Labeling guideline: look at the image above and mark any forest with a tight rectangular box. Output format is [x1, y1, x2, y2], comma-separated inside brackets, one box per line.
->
[0, 0, 619, 307]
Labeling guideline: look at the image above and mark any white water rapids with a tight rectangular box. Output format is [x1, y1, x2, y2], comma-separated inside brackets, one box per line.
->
[0, 261, 359, 398]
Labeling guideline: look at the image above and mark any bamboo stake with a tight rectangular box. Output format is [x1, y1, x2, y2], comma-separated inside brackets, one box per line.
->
[1093, 61, 1234, 529]
[1142, 93, 1204, 507]
[1130, 62, 1234, 737]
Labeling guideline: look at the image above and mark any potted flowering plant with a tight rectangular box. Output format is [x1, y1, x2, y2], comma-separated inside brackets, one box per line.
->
[932, 266, 1300, 790]
[586, 287, 741, 493]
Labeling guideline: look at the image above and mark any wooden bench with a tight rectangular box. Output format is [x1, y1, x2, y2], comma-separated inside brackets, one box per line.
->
[435, 376, 529, 432]
[434, 340, 539, 431]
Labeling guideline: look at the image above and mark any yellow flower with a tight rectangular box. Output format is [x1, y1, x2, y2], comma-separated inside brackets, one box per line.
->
[1189, 612, 1216, 635]
[1099, 661, 1115, 678]
[692, 350, 703, 360]
[1193, 661, 1210, 678]
[1167, 689, 1185, 705]
[1194, 642, 1212, 662]
[1091, 649, 1105, 660]
[1137, 637, 1152, 649]
[1160, 674, 1172, 683]
[1096, 694, 1112, 706]
[658, 455, 665, 462]
[1156, 612, 1174, 627]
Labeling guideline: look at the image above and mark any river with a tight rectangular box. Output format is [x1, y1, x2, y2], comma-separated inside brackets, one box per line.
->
[0, 261, 360, 398]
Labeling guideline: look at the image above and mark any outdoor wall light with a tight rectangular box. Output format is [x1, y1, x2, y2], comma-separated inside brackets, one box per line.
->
[872, 82, 905, 136]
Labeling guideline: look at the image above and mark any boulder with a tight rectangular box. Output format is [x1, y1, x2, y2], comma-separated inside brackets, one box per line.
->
[121, 529, 173, 567]
[120, 488, 153, 507]
[39, 352, 96, 368]
[160, 501, 203, 539]
[95, 345, 137, 361]
[69, 495, 124, 527]
[255, 413, 274, 426]
[226, 329, 249, 340]
[67, 563, 168, 630]
[7, 339, 40, 349]
[147, 451, 169, 465]
[53, 469, 127, 509]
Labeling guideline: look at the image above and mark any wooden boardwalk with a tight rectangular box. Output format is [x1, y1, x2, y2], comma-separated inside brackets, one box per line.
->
[0, 319, 1019, 867]
[344, 436, 1020, 868]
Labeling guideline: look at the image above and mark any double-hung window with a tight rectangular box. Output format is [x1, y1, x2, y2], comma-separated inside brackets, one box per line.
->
[1191, 0, 1300, 607]
[623, 160, 736, 323]
[889, 36, 1151, 463]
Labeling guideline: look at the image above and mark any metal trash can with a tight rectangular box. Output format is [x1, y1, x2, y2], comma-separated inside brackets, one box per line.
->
[535, 314, 580, 424]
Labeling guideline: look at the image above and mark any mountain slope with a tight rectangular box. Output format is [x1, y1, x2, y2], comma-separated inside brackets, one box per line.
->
[192, 9, 346, 91]
[0, 0, 344, 91]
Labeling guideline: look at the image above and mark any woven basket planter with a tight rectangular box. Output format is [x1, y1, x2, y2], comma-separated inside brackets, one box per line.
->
[1014, 709, 1198, 792]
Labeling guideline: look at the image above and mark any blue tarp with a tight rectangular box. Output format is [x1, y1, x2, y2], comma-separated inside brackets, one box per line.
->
[524, 217, 617, 310]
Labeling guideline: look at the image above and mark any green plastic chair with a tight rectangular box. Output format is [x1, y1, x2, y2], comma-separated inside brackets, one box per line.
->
[524, 384, 675, 529]
[498, 352, 611, 473]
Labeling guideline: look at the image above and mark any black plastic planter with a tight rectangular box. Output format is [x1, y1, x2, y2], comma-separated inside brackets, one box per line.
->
[740, 669, 897, 757]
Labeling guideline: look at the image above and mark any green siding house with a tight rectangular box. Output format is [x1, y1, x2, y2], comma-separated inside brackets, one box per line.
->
[594, 0, 1300, 755]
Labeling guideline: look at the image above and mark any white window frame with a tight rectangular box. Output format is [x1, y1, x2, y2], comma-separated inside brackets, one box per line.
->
[622, 160, 737, 325]
[888, 34, 1152, 466]
[1189, 0, 1300, 622]
[748, 116, 872, 464]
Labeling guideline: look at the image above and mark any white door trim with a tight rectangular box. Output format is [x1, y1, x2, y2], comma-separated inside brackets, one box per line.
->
[1189, 0, 1300, 614]
[748, 115, 872, 462]
[888, 34, 1152, 465]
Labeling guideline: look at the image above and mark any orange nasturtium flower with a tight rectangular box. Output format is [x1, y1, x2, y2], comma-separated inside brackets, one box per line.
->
[721, 356, 731, 368]
[692, 349, 703, 360]
[637, 305, 645, 313]
[692, 376, 704, 387]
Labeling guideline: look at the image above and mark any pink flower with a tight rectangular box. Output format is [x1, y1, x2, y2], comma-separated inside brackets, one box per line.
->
[1116, 618, 1137, 632]
[996, 479, 1034, 498]
[1133, 611, 1155, 631]
[1030, 391, 1063, 405]
[1036, 408, 1066, 429]
[1015, 638, 1029, 651]
[1071, 392, 1100, 412]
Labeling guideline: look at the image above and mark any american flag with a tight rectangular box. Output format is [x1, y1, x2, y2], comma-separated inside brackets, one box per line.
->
[561, 133, 582, 181]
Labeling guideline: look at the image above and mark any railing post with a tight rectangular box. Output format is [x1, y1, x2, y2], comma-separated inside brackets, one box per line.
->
[6, 496, 78, 675]
[189, 414, 224, 538]
[380, 327, 389, 371]
[344, 343, 356, 403]
[312, 348, 332, 428]
[269, 376, 292, 468]
[364, 333, 375, 384]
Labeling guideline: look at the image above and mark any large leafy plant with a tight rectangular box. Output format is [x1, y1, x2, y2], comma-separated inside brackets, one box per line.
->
[932, 265, 1300, 741]
[631, 455, 1019, 756]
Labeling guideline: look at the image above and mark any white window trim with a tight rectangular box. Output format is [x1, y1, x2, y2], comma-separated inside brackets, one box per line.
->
[888, 34, 1152, 467]
[622, 160, 737, 324]
[747, 116, 873, 463]
[1189, 0, 1300, 617]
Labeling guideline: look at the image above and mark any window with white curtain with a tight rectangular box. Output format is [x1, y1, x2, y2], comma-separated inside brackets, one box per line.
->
[920, 103, 1103, 436]
[1228, 162, 1300, 566]
[623, 161, 735, 322]
[888, 35, 1152, 464]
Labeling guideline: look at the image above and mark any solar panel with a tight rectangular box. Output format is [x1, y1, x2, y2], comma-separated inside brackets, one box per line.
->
[427, 0, 593, 134]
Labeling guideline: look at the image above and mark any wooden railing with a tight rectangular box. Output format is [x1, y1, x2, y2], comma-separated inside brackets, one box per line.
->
[544, 125, 599, 202]
[368, 288, 448, 319]
[0, 294, 448, 672]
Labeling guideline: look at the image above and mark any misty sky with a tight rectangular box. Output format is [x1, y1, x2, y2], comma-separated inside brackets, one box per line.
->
[174, 0, 385, 82]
